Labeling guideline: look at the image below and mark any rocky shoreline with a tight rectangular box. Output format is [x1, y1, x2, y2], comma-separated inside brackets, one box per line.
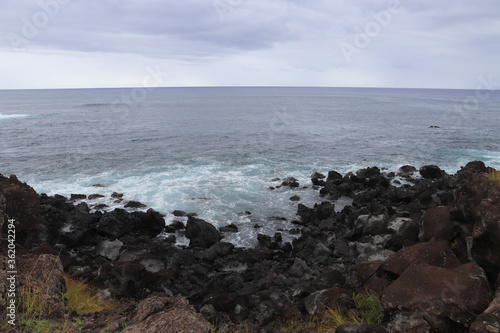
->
[1, 161, 500, 332]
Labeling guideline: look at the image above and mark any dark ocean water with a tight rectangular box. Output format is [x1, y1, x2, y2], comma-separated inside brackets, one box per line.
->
[1, 87, 499, 246]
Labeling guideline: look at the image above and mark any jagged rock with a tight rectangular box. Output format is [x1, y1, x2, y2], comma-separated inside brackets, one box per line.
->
[185, 216, 221, 248]
[282, 177, 299, 187]
[70, 193, 87, 201]
[380, 239, 460, 277]
[122, 295, 212, 333]
[398, 165, 417, 176]
[111, 192, 124, 199]
[125, 200, 147, 209]
[386, 311, 431, 333]
[420, 206, 456, 242]
[97, 239, 124, 261]
[455, 172, 500, 272]
[419, 165, 446, 179]
[0, 174, 40, 242]
[60, 202, 96, 247]
[88, 194, 105, 200]
[97, 262, 146, 298]
[382, 262, 492, 328]
[219, 223, 239, 233]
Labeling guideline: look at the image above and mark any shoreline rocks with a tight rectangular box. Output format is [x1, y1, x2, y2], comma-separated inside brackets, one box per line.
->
[1, 161, 499, 332]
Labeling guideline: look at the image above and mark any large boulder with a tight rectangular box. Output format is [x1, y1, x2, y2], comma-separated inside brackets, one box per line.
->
[0, 174, 40, 243]
[419, 206, 456, 242]
[419, 165, 446, 179]
[382, 262, 492, 328]
[185, 217, 221, 248]
[380, 239, 460, 278]
[122, 295, 213, 333]
[455, 172, 500, 271]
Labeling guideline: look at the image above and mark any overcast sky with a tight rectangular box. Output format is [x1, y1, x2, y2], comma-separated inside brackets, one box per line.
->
[1, 0, 499, 90]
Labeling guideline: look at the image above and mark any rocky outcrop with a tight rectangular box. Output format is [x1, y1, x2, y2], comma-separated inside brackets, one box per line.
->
[1, 160, 499, 332]
[185, 216, 221, 248]
[0, 174, 40, 244]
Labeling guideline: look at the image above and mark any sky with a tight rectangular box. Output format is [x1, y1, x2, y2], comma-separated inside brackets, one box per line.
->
[0, 0, 499, 90]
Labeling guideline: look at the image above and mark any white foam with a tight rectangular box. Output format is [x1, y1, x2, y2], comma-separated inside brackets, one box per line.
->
[0, 112, 29, 120]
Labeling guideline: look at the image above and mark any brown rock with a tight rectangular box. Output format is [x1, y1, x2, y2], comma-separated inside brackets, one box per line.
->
[420, 206, 456, 242]
[470, 286, 500, 333]
[122, 295, 212, 333]
[382, 262, 492, 326]
[381, 239, 460, 277]
[354, 261, 384, 283]
[455, 173, 500, 269]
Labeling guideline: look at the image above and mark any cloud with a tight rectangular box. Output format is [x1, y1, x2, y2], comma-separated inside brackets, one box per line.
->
[0, 0, 499, 89]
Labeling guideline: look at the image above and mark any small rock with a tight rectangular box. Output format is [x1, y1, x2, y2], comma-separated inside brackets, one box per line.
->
[172, 210, 187, 217]
[70, 194, 87, 201]
[125, 200, 147, 208]
[88, 194, 105, 200]
[111, 192, 124, 198]
[289, 195, 301, 201]
[220, 223, 239, 233]
[93, 183, 108, 187]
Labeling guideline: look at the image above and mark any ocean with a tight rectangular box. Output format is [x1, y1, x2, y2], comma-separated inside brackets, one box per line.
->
[1, 87, 499, 247]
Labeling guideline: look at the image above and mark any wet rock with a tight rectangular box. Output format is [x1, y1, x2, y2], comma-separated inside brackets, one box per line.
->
[219, 223, 239, 233]
[172, 210, 187, 217]
[125, 200, 147, 209]
[419, 165, 446, 179]
[289, 195, 301, 201]
[111, 192, 124, 199]
[88, 194, 105, 200]
[311, 172, 326, 186]
[282, 177, 299, 187]
[70, 193, 87, 201]
[398, 165, 417, 176]
[185, 216, 221, 248]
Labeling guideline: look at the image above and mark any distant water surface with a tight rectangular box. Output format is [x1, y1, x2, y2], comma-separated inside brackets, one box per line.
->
[1, 87, 499, 246]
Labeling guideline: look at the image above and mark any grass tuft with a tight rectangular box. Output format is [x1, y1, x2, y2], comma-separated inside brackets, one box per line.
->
[63, 274, 116, 315]
[487, 169, 500, 186]
[276, 289, 382, 333]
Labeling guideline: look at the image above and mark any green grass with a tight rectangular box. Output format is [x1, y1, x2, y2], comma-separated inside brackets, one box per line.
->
[277, 290, 382, 333]
[63, 274, 116, 315]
